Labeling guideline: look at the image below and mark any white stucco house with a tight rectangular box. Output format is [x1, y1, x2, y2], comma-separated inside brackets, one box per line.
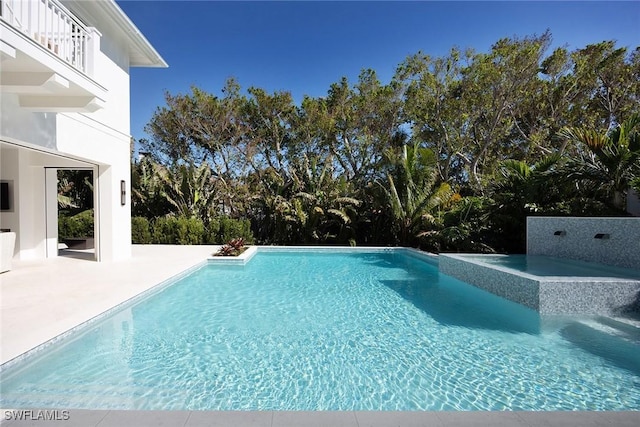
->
[0, 0, 166, 263]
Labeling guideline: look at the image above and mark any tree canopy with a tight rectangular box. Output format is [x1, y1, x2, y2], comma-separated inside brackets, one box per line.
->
[133, 33, 640, 252]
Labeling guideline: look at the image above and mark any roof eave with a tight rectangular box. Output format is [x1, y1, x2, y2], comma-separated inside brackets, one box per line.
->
[67, 0, 168, 68]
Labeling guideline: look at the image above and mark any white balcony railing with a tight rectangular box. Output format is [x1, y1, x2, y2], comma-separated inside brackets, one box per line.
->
[1, 0, 89, 73]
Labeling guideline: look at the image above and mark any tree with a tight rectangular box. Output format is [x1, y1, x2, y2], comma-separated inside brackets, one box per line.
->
[135, 34, 639, 250]
[569, 43, 640, 129]
[458, 33, 553, 189]
[396, 48, 472, 184]
[241, 87, 296, 181]
[325, 70, 403, 184]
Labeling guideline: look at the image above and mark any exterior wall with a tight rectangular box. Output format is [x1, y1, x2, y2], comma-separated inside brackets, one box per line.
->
[0, 149, 45, 259]
[526, 217, 640, 269]
[0, 147, 20, 244]
[1, 8, 133, 262]
[55, 112, 132, 261]
[0, 95, 58, 150]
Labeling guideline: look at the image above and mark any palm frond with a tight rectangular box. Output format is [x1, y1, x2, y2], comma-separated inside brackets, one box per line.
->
[334, 196, 362, 206]
[558, 127, 609, 150]
[328, 208, 351, 224]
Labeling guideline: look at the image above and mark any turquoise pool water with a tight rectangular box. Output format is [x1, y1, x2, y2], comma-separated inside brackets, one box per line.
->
[1, 250, 639, 410]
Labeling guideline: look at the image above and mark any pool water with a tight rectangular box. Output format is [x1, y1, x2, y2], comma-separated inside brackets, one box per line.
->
[1, 250, 639, 410]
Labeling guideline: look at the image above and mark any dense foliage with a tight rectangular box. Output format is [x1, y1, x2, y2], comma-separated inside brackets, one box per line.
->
[133, 33, 640, 253]
[59, 209, 94, 239]
[58, 170, 95, 241]
[131, 215, 254, 245]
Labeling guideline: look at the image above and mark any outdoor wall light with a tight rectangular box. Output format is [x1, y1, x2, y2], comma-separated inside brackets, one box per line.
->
[120, 180, 126, 206]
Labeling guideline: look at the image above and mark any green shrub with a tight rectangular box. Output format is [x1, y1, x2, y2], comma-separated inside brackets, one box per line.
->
[178, 217, 205, 245]
[151, 216, 205, 245]
[151, 217, 174, 244]
[217, 216, 254, 244]
[58, 214, 71, 240]
[146, 215, 253, 245]
[204, 217, 221, 244]
[131, 217, 152, 244]
[58, 209, 94, 239]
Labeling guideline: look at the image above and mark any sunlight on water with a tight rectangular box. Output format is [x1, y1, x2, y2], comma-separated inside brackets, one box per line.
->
[1, 251, 639, 410]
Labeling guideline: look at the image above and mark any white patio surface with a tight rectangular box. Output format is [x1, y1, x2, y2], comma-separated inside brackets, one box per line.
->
[0, 245, 219, 365]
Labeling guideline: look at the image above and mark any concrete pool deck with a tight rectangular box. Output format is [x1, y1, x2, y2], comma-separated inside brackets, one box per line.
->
[1, 245, 220, 365]
[1, 409, 639, 426]
[1, 246, 639, 425]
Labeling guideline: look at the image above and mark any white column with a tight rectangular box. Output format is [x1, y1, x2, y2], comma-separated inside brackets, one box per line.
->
[44, 168, 58, 258]
[85, 27, 102, 77]
[17, 153, 47, 260]
[96, 162, 131, 262]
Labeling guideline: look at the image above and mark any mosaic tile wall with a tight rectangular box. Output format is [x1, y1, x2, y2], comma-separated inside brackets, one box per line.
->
[439, 254, 541, 311]
[527, 217, 640, 269]
[439, 254, 640, 315]
[538, 279, 640, 315]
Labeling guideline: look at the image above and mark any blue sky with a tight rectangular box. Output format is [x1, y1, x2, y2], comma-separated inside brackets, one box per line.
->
[117, 0, 640, 143]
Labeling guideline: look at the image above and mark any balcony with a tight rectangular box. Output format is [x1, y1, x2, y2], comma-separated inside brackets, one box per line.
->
[0, 0, 106, 112]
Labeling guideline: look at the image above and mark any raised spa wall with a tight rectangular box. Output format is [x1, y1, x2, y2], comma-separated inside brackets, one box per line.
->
[526, 217, 640, 270]
[438, 254, 640, 315]
[439, 217, 640, 315]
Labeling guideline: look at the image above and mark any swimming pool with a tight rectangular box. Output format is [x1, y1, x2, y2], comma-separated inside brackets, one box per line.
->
[1, 249, 639, 410]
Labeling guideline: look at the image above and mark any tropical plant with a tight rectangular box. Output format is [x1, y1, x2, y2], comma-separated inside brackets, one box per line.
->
[156, 162, 218, 222]
[559, 114, 640, 211]
[57, 170, 93, 211]
[487, 154, 563, 252]
[131, 158, 170, 219]
[428, 196, 494, 253]
[289, 155, 362, 244]
[214, 237, 247, 256]
[377, 142, 454, 246]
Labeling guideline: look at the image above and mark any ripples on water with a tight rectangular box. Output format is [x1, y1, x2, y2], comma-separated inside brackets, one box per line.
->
[2, 251, 639, 410]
